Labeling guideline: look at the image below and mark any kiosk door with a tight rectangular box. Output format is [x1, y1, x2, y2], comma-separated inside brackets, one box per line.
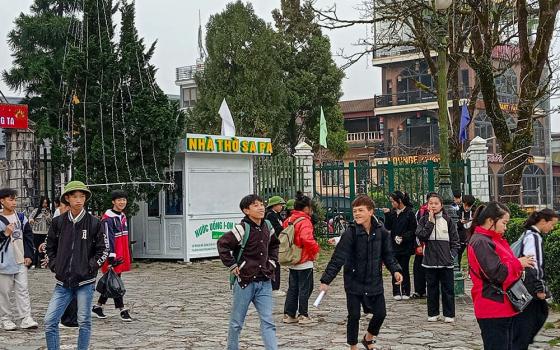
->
[145, 194, 164, 255]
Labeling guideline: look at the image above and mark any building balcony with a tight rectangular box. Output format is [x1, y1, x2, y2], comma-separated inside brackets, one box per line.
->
[346, 131, 383, 144]
[175, 64, 205, 84]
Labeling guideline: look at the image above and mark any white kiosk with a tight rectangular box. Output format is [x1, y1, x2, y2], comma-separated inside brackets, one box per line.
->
[131, 133, 273, 261]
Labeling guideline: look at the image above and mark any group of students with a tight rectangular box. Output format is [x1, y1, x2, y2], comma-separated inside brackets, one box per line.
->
[0, 181, 132, 350]
[218, 190, 556, 350]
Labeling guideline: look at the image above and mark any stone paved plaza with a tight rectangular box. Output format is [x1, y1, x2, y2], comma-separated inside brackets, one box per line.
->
[1, 260, 560, 350]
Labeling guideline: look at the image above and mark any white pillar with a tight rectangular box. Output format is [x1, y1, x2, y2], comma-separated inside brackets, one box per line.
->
[5, 128, 36, 212]
[466, 136, 490, 202]
[294, 142, 314, 198]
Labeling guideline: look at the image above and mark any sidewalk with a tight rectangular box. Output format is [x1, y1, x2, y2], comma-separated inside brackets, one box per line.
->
[1, 261, 559, 349]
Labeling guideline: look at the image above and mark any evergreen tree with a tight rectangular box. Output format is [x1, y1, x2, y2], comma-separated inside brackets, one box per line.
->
[273, 0, 347, 157]
[190, 1, 289, 151]
[3, 0, 186, 211]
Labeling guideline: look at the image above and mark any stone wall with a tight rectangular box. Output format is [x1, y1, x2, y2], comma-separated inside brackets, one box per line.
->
[294, 142, 314, 198]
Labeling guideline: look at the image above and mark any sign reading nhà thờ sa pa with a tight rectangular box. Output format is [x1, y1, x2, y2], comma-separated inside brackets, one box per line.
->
[180, 133, 273, 155]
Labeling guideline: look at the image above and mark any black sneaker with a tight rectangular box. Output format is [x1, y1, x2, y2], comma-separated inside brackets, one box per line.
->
[120, 309, 132, 322]
[92, 306, 107, 319]
[411, 292, 426, 299]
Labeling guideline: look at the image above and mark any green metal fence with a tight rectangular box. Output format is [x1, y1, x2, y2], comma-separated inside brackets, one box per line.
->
[253, 155, 304, 200]
[313, 159, 471, 222]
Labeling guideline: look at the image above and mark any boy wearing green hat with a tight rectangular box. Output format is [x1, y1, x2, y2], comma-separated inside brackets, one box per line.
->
[265, 196, 286, 295]
[44, 181, 109, 350]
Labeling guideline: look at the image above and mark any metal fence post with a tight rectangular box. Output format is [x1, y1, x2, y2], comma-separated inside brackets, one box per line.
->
[349, 162, 356, 201]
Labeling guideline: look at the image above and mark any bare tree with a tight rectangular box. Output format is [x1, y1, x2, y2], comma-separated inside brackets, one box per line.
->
[313, 0, 560, 202]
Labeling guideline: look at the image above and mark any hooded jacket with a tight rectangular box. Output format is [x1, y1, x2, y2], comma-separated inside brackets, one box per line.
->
[415, 211, 460, 268]
[46, 210, 109, 288]
[468, 226, 524, 319]
[283, 210, 320, 266]
[321, 217, 402, 296]
[100, 209, 131, 274]
[384, 206, 417, 256]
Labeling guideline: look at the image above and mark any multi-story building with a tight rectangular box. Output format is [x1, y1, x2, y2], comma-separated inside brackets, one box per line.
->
[175, 62, 203, 110]
[338, 47, 552, 207]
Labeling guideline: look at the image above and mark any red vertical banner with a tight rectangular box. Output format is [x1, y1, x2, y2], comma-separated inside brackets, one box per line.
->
[0, 103, 29, 129]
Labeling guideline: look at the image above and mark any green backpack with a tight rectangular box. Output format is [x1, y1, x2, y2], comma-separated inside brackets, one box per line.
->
[278, 217, 305, 266]
[229, 220, 273, 288]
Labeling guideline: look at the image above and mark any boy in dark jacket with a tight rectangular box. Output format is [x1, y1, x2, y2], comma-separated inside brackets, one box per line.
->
[0, 188, 38, 331]
[265, 195, 285, 295]
[320, 195, 402, 350]
[217, 194, 280, 350]
[44, 181, 109, 350]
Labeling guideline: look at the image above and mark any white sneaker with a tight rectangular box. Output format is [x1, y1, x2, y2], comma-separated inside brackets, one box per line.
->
[20, 316, 39, 329]
[393, 295, 402, 300]
[444, 317, 455, 323]
[2, 319, 17, 331]
[273, 290, 286, 297]
[427, 316, 440, 322]
[401, 295, 410, 300]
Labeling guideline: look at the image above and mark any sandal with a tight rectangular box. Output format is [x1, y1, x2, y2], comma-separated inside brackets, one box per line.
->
[361, 335, 377, 350]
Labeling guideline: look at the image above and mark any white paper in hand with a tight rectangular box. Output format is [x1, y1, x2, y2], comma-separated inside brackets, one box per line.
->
[313, 291, 326, 308]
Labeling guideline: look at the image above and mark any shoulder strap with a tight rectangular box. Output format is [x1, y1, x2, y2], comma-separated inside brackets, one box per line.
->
[0, 215, 9, 226]
[264, 219, 274, 234]
[234, 223, 251, 263]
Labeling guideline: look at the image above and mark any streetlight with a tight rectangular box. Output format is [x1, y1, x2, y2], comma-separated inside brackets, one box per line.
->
[432, 0, 465, 296]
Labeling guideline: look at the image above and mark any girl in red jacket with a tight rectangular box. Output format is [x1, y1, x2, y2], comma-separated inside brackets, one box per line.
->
[282, 191, 320, 325]
[467, 202, 535, 350]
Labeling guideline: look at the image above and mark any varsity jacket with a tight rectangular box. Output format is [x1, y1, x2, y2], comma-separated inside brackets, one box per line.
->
[46, 210, 109, 288]
[100, 209, 131, 274]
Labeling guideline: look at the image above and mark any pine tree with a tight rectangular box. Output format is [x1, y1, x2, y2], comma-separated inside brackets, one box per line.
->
[3, 0, 186, 211]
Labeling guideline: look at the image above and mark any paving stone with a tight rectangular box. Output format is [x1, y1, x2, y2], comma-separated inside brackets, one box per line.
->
[1, 261, 559, 349]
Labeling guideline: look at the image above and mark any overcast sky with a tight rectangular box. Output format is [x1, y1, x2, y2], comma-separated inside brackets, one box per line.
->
[0, 0, 558, 131]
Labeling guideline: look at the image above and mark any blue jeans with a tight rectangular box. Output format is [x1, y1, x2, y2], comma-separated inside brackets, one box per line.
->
[227, 280, 277, 350]
[44, 283, 95, 350]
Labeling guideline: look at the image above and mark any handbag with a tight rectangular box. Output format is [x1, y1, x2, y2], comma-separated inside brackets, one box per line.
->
[471, 267, 533, 312]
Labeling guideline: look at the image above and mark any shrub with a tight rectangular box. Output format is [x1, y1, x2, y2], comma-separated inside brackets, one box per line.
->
[506, 202, 528, 219]
[544, 230, 560, 301]
[504, 217, 526, 244]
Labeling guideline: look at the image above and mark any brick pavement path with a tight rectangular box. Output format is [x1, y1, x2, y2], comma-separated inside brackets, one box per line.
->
[1, 261, 559, 350]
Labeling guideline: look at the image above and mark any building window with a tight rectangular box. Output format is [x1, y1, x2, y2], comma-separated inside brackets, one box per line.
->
[397, 115, 439, 154]
[396, 61, 436, 104]
[321, 161, 344, 186]
[531, 121, 545, 157]
[522, 164, 546, 205]
[474, 112, 493, 140]
[182, 87, 198, 108]
[553, 176, 560, 210]
[165, 171, 183, 216]
[495, 68, 518, 103]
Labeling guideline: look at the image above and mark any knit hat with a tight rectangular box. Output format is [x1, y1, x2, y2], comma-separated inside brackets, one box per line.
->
[60, 181, 91, 205]
[267, 196, 285, 208]
[285, 199, 295, 211]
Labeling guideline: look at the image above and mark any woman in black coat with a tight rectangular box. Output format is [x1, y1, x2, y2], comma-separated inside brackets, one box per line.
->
[383, 191, 417, 299]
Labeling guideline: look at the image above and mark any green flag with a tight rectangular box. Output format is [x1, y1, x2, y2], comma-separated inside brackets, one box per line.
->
[319, 106, 328, 148]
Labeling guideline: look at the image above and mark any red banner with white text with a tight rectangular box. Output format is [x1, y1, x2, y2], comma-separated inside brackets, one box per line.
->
[0, 103, 28, 129]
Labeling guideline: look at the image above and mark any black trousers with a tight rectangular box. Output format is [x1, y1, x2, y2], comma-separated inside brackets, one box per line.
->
[346, 293, 386, 346]
[478, 317, 514, 350]
[32, 234, 46, 267]
[61, 297, 78, 327]
[284, 268, 313, 317]
[425, 268, 455, 317]
[392, 254, 411, 296]
[512, 299, 549, 350]
[272, 263, 281, 291]
[98, 272, 125, 309]
[413, 255, 426, 296]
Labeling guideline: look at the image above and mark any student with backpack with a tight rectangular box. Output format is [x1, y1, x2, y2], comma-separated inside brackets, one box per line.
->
[456, 194, 476, 269]
[282, 191, 320, 325]
[320, 195, 403, 350]
[512, 209, 559, 350]
[217, 194, 279, 350]
[415, 193, 460, 323]
[0, 188, 38, 331]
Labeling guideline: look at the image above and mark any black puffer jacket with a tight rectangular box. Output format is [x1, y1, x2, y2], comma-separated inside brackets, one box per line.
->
[320, 218, 402, 296]
[384, 206, 417, 256]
